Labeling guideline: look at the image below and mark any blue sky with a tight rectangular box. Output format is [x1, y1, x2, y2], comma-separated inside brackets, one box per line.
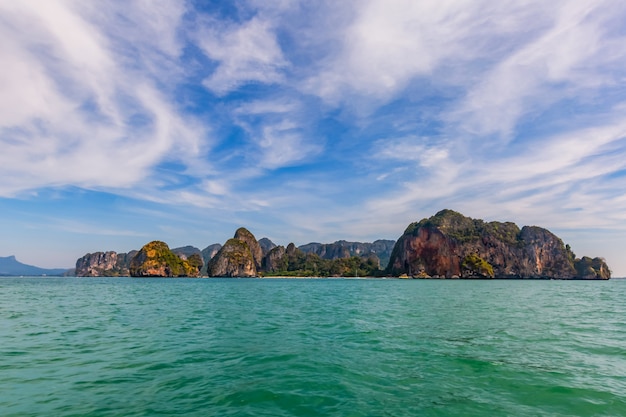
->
[1, 0, 626, 275]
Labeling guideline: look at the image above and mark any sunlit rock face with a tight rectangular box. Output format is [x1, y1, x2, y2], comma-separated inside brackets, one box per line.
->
[234, 227, 263, 271]
[208, 238, 257, 278]
[130, 241, 201, 277]
[75, 251, 137, 277]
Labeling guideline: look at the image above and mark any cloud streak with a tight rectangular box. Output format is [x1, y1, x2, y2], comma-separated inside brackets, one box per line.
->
[0, 0, 207, 196]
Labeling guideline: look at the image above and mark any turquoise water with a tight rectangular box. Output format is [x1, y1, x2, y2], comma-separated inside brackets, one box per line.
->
[1, 278, 625, 416]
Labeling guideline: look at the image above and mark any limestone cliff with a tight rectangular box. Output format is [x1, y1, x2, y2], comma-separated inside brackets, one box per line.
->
[75, 251, 137, 277]
[207, 238, 257, 277]
[130, 241, 200, 277]
[199, 243, 222, 275]
[575, 256, 611, 279]
[234, 228, 263, 270]
[387, 209, 610, 279]
[262, 245, 287, 273]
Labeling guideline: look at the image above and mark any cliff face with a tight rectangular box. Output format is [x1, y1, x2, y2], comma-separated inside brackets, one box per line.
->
[75, 251, 137, 277]
[200, 243, 222, 275]
[208, 238, 257, 277]
[387, 210, 610, 279]
[130, 241, 200, 277]
[575, 256, 611, 279]
[234, 228, 263, 270]
[262, 245, 287, 273]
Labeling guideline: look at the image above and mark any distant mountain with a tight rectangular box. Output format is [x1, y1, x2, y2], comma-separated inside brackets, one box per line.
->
[200, 244, 222, 275]
[172, 246, 202, 258]
[258, 238, 277, 256]
[0, 256, 68, 276]
[299, 239, 396, 269]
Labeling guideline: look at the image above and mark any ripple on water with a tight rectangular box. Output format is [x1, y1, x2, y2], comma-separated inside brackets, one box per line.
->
[1, 277, 626, 416]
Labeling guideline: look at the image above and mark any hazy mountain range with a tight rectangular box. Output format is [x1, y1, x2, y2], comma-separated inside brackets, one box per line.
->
[0, 256, 69, 276]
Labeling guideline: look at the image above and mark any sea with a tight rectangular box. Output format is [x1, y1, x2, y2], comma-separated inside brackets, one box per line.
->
[1, 277, 625, 417]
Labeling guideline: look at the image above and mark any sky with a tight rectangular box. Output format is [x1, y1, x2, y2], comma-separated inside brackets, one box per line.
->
[1, 0, 626, 275]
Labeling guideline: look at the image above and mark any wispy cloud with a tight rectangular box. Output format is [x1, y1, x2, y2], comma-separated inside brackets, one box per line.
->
[0, 0, 207, 196]
[197, 16, 288, 95]
[451, 0, 626, 139]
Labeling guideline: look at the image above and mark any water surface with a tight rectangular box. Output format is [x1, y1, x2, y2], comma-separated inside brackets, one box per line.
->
[1, 278, 625, 416]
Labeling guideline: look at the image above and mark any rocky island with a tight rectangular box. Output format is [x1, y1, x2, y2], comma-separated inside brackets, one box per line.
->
[387, 210, 609, 279]
[74, 210, 611, 279]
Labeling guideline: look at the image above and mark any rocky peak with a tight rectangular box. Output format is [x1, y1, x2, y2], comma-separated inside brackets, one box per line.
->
[208, 238, 257, 277]
[171, 246, 202, 260]
[286, 242, 297, 255]
[258, 238, 277, 256]
[234, 227, 263, 269]
[262, 245, 286, 273]
[130, 241, 200, 277]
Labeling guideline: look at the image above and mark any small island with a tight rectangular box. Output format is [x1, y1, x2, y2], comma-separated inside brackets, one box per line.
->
[74, 210, 610, 279]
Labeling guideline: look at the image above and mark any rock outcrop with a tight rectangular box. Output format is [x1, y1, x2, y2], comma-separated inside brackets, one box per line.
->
[387, 209, 611, 279]
[130, 241, 201, 277]
[262, 245, 287, 273]
[208, 238, 257, 277]
[201, 244, 222, 262]
[75, 251, 137, 277]
[234, 228, 263, 270]
[575, 256, 611, 279]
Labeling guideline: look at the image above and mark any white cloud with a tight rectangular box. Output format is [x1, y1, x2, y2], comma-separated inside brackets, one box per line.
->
[0, 0, 209, 197]
[255, 121, 321, 169]
[376, 136, 450, 168]
[365, 113, 626, 234]
[198, 16, 288, 95]
[304, 0, 549, 103]
[235, 98, 299, 115]
[232, 96, 322, 170]
[452, 0, 625, 138]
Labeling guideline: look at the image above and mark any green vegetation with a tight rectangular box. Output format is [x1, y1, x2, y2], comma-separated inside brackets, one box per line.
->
[415, 210, 481, 242]
[262, 253, 382, 277]
[483, 221, 521, 245]
[130, 241, 200, 277]
[408, 210, 524, 245]
[186, 253, 203, 270]
[461, 254, 494, 278]
[221, 238, 253, 264]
